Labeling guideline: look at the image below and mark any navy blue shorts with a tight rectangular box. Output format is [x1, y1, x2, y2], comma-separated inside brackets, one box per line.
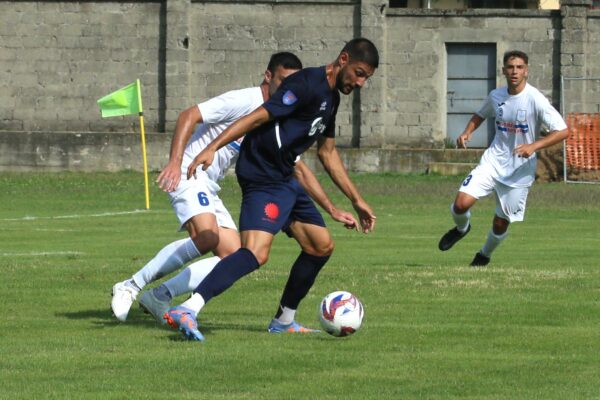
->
[238, 177, 326, 235]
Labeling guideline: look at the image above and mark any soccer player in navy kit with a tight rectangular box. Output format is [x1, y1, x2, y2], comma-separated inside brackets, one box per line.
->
[164, 38, 380, 341]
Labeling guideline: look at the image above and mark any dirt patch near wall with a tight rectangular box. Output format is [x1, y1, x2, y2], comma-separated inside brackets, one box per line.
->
[537, 142, 600, 182]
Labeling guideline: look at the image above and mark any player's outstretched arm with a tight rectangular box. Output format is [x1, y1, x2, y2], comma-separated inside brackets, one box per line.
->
[187, 106, 271, 179]
[157, 106, 203, 192]
[294, 160, 358, 230]
[316, 136, 376, 233]
[456, 114, 485, 149]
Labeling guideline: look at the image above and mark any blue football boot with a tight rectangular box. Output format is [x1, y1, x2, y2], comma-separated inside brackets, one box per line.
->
[267, 319, 320, 333]
[163, 306, 205, 342]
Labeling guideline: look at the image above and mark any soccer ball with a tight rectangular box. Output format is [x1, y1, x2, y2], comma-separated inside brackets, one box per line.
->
[318, 291, 364, 337]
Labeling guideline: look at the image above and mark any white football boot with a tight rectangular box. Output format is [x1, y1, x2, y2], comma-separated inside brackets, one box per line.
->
[111, 280, 140, 322]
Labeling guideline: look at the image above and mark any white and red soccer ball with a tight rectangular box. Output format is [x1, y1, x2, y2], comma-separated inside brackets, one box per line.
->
[318, 290, 364, 337]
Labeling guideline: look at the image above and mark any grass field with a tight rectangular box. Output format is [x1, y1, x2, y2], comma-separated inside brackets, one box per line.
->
[1, 172, 599, 399]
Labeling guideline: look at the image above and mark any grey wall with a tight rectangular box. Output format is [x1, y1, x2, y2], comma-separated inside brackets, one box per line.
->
[384, 8, 561, 148]
[0, 1, 164, 133]
[0, 0, 599, 171]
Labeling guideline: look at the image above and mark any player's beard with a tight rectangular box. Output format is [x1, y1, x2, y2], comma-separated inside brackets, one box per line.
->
[335, 68, 354, 94]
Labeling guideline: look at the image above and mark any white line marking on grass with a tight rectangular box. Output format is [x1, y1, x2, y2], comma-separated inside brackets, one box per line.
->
[33, 228, 75, 232]
[0, 251, 84, 257]
[1, 209, 168, 222]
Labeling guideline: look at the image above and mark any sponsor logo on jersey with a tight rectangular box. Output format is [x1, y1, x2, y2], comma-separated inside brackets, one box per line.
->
[263, 202, 280, 221]
[282, 90, 298, 106]
[308, 117, 326, 137]
[496, 120, 529, 135]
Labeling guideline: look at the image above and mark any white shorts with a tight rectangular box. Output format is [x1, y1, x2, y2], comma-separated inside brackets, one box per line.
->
[168, 172, 237, 231]
[458, 164, 529, 223]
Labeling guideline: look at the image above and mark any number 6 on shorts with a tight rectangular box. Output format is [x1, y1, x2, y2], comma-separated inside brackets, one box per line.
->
[197, 192, 210, 206]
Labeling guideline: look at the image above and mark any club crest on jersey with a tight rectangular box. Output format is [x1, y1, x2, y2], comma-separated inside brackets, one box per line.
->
[320, 101, 327, 111]
[282, 90, 298, 106]
[516, 109, 527, 122]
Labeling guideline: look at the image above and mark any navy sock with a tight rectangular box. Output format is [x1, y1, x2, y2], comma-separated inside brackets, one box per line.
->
[276, 251, 330, 316]
[195, 248, 259, 303]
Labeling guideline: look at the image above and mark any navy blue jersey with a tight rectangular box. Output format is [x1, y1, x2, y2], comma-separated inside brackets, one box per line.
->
[235, 66, 340, 183]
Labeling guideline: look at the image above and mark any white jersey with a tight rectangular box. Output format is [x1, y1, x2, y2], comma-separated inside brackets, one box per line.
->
[180, 87, 264, 182]
[476, 83, 567, 187]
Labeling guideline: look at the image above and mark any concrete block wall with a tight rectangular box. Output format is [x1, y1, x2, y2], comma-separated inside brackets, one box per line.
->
[0, 1, 164, 133]
[186, 1, 357, 145]
[1, 0, 599, 172]
[561, 0, 600, 114]
[0, 131, 170, 172]
[384, 8, 561, 148]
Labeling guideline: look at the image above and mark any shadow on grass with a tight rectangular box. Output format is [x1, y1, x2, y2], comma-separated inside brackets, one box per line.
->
[199, 321, 267, 333]
[403, 263, 432, 268]
[55, 309, 268, 336]
[56, 309, 336, 342]
[56, 308, 169, 329]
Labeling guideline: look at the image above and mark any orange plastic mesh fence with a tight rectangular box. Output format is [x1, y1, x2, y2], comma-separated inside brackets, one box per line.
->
[566, 113, 600, 170]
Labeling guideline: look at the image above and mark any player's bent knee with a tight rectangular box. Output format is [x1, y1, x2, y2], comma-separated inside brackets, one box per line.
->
[305, 239, 334, 257]
[191, 231, 220, 254]
[214, 243, 239, 258]
[492, 217, 510, 235]
[319, 239, 335, 257]
[454, 193, 476, 214]
[254, 252, 269, 266]
[453, 201, 470, 215]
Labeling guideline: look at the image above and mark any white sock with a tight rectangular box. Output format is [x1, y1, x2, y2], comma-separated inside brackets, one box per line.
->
[481, 230, 508, 257]
[276, 306, 296, 325]
[125, 279, 141, 293]
[181, 293, 206, 316]
[131, 238, 201, 289]
[163, 256, 220, 298]
[450, 203, 471, 233]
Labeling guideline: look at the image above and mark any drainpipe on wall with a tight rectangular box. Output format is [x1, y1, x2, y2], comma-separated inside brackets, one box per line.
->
[421, 0, 432, 9]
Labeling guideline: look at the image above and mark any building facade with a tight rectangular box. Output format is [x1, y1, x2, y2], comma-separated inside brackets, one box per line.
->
[0, 0, 598, 171]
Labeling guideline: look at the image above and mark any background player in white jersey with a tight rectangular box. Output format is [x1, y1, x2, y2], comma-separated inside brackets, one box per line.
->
[438, 50, 568, 267]
[111, 53, 359, 323]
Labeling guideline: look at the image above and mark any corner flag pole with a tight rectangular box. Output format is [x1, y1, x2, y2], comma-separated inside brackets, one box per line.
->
[97, 80, 150, 209]
[136, 79, 151, 210]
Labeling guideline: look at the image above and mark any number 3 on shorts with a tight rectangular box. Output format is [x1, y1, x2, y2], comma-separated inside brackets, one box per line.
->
[462, 174, 472, 187]
[197, 192, 210, 206]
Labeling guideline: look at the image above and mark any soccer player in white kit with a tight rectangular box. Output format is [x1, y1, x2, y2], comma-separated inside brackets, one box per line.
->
[438, 50, 568, 267]
[111, 52, 360, 323]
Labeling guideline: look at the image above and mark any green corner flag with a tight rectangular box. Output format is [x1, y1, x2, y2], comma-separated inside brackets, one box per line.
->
[97, 81, 142, 118]
[97, 79, 150, 210]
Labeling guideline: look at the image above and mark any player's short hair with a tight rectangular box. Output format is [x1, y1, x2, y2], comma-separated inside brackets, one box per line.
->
[341, 38, 379, 69]
[503, 50, 528, 65]
[267, 52, 303, 73]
